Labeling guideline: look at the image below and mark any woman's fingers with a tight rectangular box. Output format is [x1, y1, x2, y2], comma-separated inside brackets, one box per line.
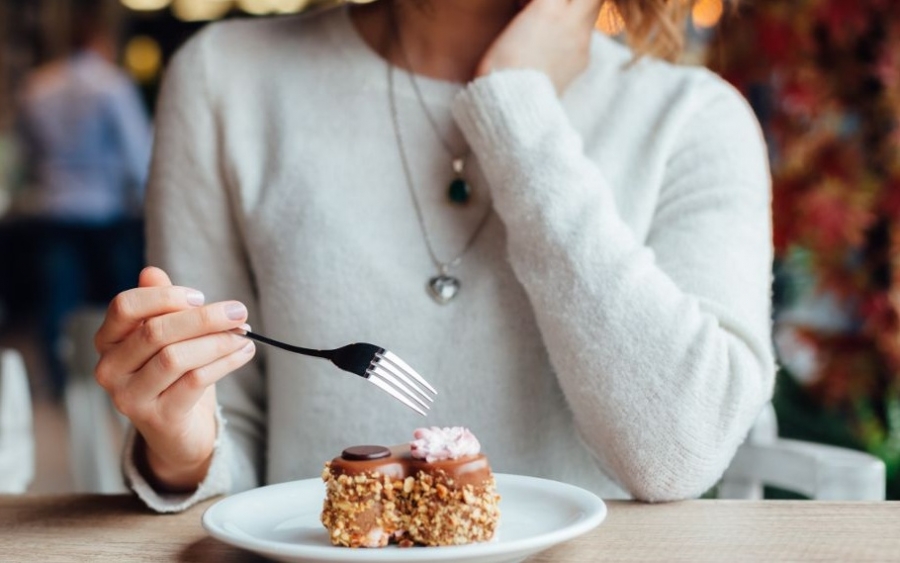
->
[586, 1, 604, 26]
[156, 339, 256, 420]
[96, 299, 249, 385]
[554, 0, 602, 31]
[477, 0, 598, 93]
[576, 0, 605, 17]
[96, 287, 206, 349]
[94, 269, 207, 353]
[111, 331, 253, 419]
[140, 265, 173, 288]
[537, 0, 602, 29]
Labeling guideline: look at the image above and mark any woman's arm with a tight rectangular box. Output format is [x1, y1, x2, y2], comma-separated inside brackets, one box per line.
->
[123, 27, 267, 512]
[452, 68, 775, 502]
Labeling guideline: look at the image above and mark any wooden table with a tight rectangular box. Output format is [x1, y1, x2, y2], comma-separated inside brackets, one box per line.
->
[2, 495, 898, 562]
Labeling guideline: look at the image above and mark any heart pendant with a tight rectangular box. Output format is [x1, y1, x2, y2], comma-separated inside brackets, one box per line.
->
[427, 275, 460, 304]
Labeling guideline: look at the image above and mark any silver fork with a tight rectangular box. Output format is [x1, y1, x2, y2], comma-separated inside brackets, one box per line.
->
[242, 331, 436, 416]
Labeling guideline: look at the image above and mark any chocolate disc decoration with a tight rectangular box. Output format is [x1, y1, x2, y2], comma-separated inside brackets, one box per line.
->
[341, 445, 391, 461]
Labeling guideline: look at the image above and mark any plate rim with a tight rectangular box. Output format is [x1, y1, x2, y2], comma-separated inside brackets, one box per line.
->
[202, 472, 607, 562]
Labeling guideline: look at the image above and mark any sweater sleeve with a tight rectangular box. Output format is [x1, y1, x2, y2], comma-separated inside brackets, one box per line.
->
[122, 27, 267, 512]
[452, 69, 775, 502]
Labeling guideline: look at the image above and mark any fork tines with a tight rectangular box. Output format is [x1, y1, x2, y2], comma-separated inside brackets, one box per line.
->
[366, 351, 437, 416]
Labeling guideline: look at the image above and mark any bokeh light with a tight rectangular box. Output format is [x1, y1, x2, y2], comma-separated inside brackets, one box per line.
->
[236, 0, 274, 15]
[273, 0, 310, 13]
[120, 0, 172, 11]
[692, 0, 724, 29]
[124, 36, 162, 83]
[236, 0, 310, 15]
[171, 0, 233, 21]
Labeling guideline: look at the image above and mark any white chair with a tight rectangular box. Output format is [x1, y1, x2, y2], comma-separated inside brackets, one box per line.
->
[62, 307, 127, 493]
[720, 403, 886, 500]
[0, 348, 34, 493]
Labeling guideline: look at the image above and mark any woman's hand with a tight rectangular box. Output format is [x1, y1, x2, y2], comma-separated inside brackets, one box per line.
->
[476, 0, 604, 94]
[94, 266, 256, 492]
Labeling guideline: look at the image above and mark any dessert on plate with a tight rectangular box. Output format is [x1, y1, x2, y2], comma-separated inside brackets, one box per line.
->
[320, 426, 501, 547]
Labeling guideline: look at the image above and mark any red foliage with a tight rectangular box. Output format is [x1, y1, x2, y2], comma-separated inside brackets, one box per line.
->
[709, 0, 900, 415]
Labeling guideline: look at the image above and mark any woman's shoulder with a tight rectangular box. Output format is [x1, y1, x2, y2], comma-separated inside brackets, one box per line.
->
[168, 6, 344, 81]
[583, 33, 752, 119]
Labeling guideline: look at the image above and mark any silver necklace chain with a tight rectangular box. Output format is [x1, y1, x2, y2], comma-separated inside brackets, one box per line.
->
[387, 62, 492, 275]
[389, 4, 469, 164]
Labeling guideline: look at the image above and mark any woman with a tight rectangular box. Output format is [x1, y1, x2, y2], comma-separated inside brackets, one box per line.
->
[94, 0, 775, 512]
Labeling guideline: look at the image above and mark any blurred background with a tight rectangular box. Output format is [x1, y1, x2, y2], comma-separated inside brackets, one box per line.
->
[0, 0, 897, 498]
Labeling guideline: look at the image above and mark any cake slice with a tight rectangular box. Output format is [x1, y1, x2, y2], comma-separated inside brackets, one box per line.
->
[320, 427, 500, 547]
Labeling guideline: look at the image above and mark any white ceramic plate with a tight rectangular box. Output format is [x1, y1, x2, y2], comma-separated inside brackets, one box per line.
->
[202, 473, 607, 563]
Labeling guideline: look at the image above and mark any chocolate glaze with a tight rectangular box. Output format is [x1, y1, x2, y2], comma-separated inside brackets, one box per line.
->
[329, 444, 491, 488]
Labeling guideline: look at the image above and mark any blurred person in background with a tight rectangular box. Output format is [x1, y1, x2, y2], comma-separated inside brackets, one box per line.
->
[15, 0, 152, 399]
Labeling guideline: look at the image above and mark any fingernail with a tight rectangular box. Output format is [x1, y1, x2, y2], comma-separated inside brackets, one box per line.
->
[229, 324, 250, 336]
[242, 341, 255, 354]
[225, 302, 248, 321]
[186, 290, 205, 307]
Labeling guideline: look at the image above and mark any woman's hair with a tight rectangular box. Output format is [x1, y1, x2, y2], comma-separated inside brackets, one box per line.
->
[395, 0, 701, 63]
[609, 0, 697, 62]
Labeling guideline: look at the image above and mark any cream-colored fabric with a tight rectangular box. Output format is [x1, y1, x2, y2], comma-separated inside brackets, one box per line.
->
[123, 407, 232, 512]
[127, 5, 775, 511]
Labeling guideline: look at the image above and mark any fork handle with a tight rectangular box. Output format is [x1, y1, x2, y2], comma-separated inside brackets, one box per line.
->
[243, 331, 332, 360]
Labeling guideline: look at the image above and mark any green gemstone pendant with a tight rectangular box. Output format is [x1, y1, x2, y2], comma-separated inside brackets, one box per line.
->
[448, 157, 471, 205]
[448, 177, 471, 204]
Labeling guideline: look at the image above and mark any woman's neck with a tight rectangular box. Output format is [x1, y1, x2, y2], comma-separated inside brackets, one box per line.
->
[350, 0, 520, 83]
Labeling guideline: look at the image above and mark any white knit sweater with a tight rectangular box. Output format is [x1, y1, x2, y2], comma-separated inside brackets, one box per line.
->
[126, 5, 775, 512]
